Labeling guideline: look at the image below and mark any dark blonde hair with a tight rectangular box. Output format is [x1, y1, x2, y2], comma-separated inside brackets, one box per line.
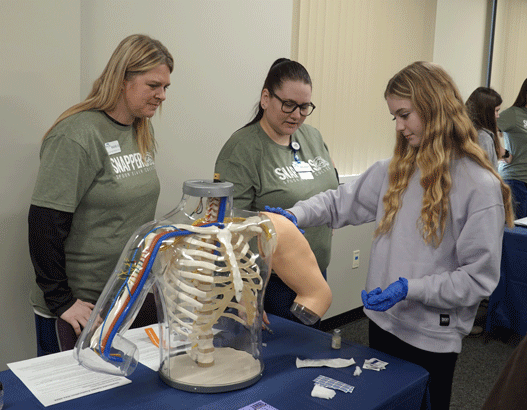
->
[43, 34, 174, 158]
[376, 61, 514, 246]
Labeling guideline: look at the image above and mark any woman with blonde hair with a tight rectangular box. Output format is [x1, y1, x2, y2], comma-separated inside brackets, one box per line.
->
[28, 34, 173, 355]
[287, 61, 514, 409]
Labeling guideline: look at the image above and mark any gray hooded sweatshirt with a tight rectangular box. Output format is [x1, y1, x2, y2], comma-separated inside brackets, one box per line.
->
[289, 157, 505, 353]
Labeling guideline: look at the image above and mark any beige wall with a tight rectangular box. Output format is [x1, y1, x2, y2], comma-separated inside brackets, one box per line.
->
[0, 0, 81, 370]
[491, 0, 527, 107]
[294, 0, 438, 176]
[434, 0, 491, 100]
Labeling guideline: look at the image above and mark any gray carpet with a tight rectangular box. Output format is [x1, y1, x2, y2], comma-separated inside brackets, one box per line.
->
[331, 316, 519, 409]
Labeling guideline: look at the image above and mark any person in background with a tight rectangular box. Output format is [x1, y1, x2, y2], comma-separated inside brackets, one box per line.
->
[465, 87, 511, 336]
[497, 78, 527, 218]
[481, 333, 527, 409]
[28, 34, 173, 356]
[214, 58, 339, 326]
[287, 61, 514, 409]
[466, 86, 511, 170]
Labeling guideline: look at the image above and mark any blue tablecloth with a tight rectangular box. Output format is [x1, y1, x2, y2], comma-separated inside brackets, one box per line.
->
[486, 226, 527, 336]
[1, 315, 429, 409]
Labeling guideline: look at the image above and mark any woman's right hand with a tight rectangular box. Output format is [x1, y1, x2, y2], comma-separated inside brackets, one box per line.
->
[60, 299, 95, 336]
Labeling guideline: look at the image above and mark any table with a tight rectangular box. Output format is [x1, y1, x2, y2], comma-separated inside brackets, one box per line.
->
[1, 315, 429, 410]
[486, 226, 527, 336]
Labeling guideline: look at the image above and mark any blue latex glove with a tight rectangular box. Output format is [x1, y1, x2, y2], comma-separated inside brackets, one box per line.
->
[365, 287, 383, 298]
[264, 206, 305, 234]
[361, 289, 381, 307]
[362, 277, 408, 312]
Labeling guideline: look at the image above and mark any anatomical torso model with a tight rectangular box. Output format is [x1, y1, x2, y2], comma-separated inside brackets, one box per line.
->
[74, 180, 331, 393]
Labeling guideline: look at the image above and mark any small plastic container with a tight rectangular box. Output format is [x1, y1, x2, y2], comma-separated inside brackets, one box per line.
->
[331, 329, 342, 349]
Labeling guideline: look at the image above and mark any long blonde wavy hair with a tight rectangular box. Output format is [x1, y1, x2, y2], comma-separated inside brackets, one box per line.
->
[375, 61, 514, 246]
[42, 34, 174, 159]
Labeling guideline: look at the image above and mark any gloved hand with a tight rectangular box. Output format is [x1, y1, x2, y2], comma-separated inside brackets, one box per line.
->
[361, 288, 381, 308]
[361, 277, 408, 312]
[264, 206, 305, 234]
[362, 287, 382, 299]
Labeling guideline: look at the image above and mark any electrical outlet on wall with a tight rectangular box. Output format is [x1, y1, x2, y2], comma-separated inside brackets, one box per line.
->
[352, 250, 360, 269]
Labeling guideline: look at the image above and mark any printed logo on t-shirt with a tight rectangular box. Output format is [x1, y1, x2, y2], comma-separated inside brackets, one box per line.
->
[111, 152, 155, 179]
[440, 314, 450, 326]
[309, 157, 332, 173]
[274, 156, 332, 184]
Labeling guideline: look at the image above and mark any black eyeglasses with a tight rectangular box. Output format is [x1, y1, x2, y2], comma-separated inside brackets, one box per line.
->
[269, 90, 316, 116]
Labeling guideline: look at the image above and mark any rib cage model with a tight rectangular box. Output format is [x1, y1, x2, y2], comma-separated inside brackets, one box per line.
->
[74, 180, 275, 393]
[161, 216, 271, 368]
[74, 179, 332, 393]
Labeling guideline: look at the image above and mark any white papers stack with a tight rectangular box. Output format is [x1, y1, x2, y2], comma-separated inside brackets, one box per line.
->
[8, 351, 130, 407]
[7, 325, 165, 407]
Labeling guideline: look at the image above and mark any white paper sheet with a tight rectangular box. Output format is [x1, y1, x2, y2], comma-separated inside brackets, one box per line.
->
[514, 216, 527, 227]
[7, 325, 220, 406]
[7, 350, 131, 407]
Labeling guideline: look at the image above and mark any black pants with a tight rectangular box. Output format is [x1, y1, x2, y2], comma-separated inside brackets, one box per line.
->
[369, 320, 458, 410]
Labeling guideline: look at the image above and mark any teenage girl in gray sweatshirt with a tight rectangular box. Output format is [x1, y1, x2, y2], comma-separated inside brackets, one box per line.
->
[288, 61, 514, 410]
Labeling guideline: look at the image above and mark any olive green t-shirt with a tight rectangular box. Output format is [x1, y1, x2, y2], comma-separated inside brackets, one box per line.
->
[30, 110, 160, 316]
[214, 122, 339, 272]
[498, 106, 527, 182]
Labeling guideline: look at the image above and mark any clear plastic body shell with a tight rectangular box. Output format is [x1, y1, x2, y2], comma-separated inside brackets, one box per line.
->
[74, 180, 276, 393]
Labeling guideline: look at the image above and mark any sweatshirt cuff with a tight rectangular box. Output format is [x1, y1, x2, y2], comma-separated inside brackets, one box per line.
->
[287, 206, 306, 226]
[405, 278, 426, 302]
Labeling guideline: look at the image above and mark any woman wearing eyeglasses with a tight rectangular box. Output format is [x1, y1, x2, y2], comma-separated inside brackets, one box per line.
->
[214, 58, 338, 326]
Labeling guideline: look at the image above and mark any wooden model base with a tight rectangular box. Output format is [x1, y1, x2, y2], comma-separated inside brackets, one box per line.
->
[160, 347, 263, 393]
